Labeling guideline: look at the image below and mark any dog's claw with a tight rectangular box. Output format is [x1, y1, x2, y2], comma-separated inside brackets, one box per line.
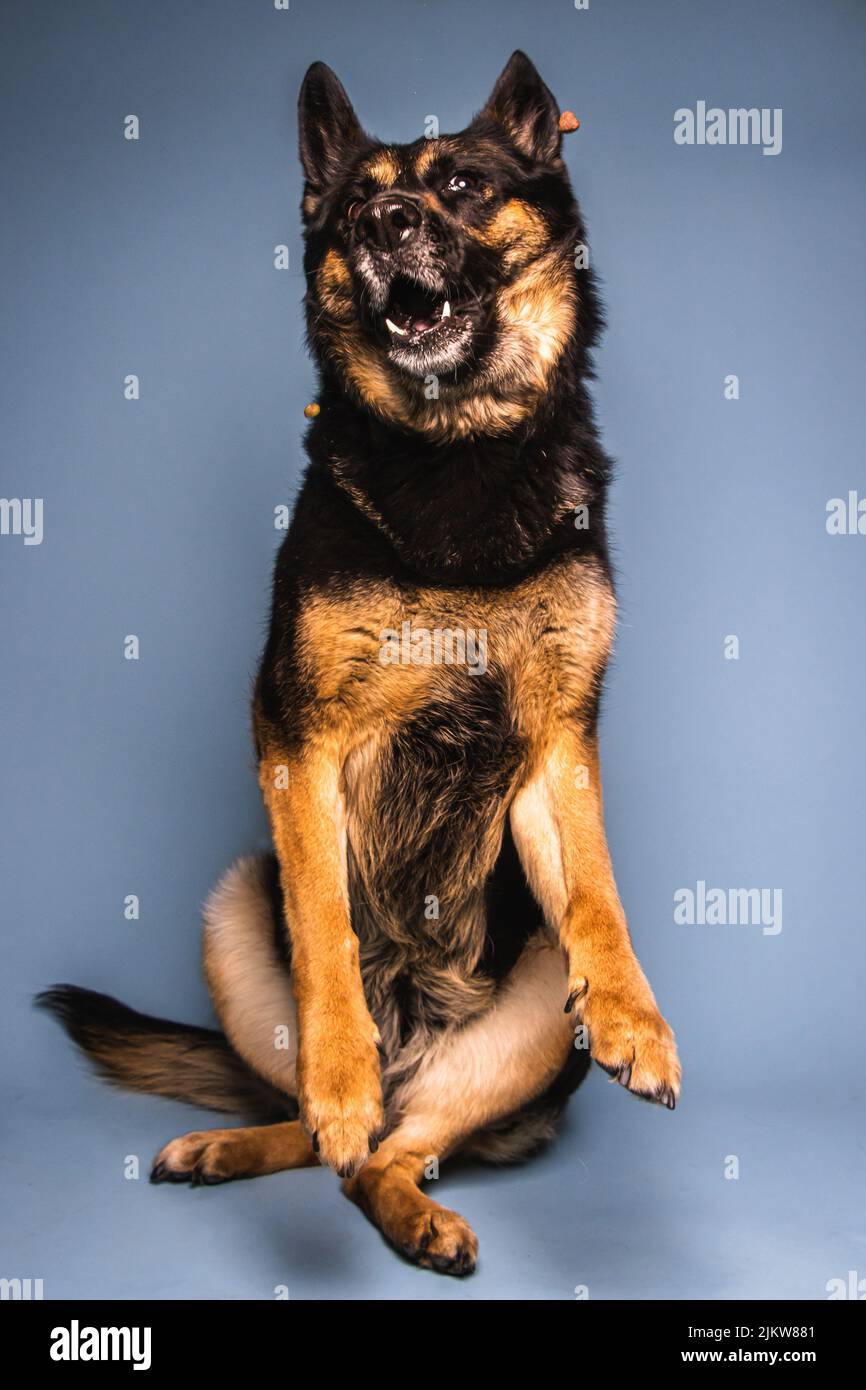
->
[564, 980, 588, 1013]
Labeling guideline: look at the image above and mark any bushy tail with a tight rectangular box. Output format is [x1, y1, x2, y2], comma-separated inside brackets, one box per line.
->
[36, 985, 293, 1123]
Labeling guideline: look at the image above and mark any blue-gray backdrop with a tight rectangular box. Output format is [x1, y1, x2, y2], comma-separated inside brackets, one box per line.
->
[2, 0, 864, 1301]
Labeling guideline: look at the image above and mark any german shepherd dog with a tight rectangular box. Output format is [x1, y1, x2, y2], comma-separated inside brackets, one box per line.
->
[40, 52, 680, 1277]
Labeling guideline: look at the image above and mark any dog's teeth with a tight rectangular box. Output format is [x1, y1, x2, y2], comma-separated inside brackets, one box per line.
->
[441, 300, 451, 318]
[385, 317, 408, 337]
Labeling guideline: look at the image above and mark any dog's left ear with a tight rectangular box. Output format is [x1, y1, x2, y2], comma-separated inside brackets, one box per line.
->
[473, 50, 561, 163]
[299, 62, 366, 192]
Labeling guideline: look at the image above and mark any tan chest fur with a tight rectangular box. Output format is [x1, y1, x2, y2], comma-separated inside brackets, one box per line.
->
[296, 552, 615, 774]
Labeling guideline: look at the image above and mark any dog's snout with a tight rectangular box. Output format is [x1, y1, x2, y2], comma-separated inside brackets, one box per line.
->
[354, 194, 423, 253]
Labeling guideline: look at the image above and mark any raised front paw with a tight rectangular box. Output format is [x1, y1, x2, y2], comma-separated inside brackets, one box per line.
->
[566, 976, 681, 1108]
[297, 1028, 384, 1178]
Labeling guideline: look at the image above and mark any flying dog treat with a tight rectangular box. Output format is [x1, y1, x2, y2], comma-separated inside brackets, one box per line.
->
[558, 111, 580, 132]
[303, 402, 320, 418]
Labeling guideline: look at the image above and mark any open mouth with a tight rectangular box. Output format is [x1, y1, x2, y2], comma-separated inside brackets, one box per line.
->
[381, 276, 457, 341]
[371, 273, 483, 376]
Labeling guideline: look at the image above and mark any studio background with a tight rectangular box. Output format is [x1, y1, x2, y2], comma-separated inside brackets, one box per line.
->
[2, 0, 864, 1300]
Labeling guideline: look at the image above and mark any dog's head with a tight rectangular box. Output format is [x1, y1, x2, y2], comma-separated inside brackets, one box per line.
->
[299, 52, 597, 441]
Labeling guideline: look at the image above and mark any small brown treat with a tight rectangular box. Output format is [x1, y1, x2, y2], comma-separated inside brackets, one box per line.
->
[304, 402, 320, 418]
[558, 111, 580, 133]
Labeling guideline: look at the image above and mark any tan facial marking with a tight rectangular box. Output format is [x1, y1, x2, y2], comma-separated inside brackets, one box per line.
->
[316, 248, 355, 324]
[411, 137, 463, 179]
[320, 319, 411, 419]
[413, 142, 440, 177]
[419, 190, 445, 216]
[361, 151, 400, 187]
[497, 247, 577, 374]
[467, 197, 550, 269]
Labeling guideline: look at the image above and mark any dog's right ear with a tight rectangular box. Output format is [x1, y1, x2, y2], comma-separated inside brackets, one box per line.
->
[473, 51, 562, 164]
[299, 62, 365, 193]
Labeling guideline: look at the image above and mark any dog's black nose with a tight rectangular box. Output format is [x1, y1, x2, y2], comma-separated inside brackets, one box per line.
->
[354, 195, 423, 253]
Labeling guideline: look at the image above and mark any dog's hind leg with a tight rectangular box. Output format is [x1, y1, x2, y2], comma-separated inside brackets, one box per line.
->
[343, 933, 576, 1275]
[201, 854, 299, 1098]
[151, 856, 311, 1187]
[151, 1119, 317, 1185]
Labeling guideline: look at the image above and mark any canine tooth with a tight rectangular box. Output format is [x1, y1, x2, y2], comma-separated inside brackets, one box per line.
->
[441, 300, 451, 318]
[385, 317, 408, 336]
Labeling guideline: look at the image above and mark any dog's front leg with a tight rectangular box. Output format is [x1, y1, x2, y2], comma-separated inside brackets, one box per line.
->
[259, 746, 383, 1176]
[511, 731, 681, 1107]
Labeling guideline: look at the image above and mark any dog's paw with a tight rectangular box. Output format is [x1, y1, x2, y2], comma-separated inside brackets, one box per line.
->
[150, 1130, 250, 1186]
[396, 1205, 478, 1277]
[298, 1032, 384, 1178]
[567, 978, 681, 1108]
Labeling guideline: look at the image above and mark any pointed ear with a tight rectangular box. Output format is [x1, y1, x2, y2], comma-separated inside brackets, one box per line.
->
[298, 62, 365, 192]
[473, 51, 562, 163]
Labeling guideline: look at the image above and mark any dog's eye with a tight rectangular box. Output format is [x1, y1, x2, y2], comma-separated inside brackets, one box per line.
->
[345, 200, 364, 223]
[443, 171, 477, 196]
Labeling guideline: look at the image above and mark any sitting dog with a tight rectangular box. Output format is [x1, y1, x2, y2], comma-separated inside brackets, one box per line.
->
[41, 51, 680, 1277]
